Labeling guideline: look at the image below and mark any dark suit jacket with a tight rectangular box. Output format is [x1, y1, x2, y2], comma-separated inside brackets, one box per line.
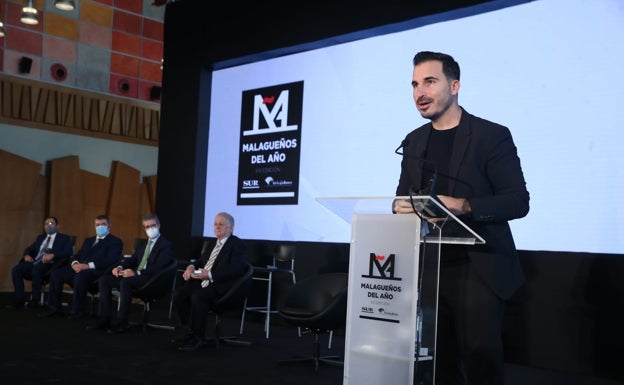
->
[71, 234, 123, 273]
[396, 108, 530, 299]
[195, 235, 247, 295]
[121, 236, 174, 280]
[23, 233, 73, 264]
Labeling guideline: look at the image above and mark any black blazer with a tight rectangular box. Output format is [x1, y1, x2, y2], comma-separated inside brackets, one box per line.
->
[396, 108, 530, 299]
[23, 233, 73, 264]
[71, 234, 123, 273]
[195, 235, 248, 295]
[121, 236, 174, 279]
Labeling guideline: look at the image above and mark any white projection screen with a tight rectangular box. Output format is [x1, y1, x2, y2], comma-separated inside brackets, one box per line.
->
[204, 0, 624, 255]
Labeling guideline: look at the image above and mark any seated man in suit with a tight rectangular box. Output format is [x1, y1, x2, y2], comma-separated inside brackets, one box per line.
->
[87, 213, 174, 333]
[9, 216, 74, 309]
[172, 211, 248, 351]
[39, 214, 123, 320]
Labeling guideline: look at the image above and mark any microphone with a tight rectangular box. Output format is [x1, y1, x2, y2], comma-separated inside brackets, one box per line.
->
[395, 139, 446, 218]
[394, 139, 410, 155]
[394, 139, 438, 196]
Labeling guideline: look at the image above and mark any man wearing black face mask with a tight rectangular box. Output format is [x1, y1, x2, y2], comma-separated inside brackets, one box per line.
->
[9, 216, 73, 309]
[87, 213, 174, 333]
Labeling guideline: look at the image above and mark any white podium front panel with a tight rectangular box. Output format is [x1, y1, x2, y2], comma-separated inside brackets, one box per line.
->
[343, 213, 420, 385]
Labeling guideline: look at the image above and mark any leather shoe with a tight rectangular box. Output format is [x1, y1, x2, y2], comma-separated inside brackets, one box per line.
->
[5, 302, 25, 310]
[108, 323, 132, 334]
[178, 338, 208, 352]
[67, 312, 87, 320]
[86, 319, 110, 331]
[37, 307, 63, 318]
[171, 333, 196, 345]
[25, 301, 43, 309]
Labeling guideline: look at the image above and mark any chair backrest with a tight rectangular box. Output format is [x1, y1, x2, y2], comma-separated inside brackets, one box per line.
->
[213, 262, 254, 312]
[278, 273, 349, 331]
[134, 238, 148, 253]
[246, 241, 272, 266]
[273, 243, 296, 267]
[133, 259, 178, 302]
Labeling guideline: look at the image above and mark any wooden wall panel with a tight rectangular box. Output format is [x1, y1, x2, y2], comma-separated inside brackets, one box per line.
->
[107, 161, 142, 255]
[0, 149, 156, 293]
[48, 156, 85, 247]
[140, 183, 153, 220]
[144, 175, 157, 211]
[79, 170, 111, 250]
[0, 150, 45, 292]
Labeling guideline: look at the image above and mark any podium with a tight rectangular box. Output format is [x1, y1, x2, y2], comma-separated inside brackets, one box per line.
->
[316, 196, 484, 385]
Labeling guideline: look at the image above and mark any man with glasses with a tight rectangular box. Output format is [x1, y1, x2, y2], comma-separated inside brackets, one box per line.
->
[172, 212, 248, 351]
[9, 216, 73, 309]
[87, 213, 174, 333]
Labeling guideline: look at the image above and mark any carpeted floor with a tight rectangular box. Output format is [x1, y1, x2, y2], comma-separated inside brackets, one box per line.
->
[0, 293, 621, 385]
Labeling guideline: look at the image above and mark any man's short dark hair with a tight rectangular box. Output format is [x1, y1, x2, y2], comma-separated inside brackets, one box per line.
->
[413, 51, 460, 81]
[142, 213, 160, 225]
[95, 214, 110, 223]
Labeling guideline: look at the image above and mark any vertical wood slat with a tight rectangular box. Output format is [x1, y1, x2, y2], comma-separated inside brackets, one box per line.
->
[0, 150, 46, 292]
[80, 170, 112, 250]
[107, 161, 143, 255]
[48, 156, 86, 248]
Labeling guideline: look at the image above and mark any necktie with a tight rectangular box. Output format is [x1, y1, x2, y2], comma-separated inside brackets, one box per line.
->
[34, 236, 51, 264]
[201, 241, 222, 288]
[138, 239, 152, 271]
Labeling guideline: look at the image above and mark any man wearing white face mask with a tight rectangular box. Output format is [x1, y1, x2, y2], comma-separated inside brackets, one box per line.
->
[87, 213, 174, 333]
[39, 215, 123, 319]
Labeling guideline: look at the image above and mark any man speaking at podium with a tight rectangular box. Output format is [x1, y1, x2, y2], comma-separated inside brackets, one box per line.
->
[394, 51, 529, 385]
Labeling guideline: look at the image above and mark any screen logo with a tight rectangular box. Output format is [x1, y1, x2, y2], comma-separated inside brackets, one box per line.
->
[237, 81, 303, 205]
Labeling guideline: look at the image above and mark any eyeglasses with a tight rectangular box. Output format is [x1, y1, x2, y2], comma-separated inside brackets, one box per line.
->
[45, 222, 56, 226]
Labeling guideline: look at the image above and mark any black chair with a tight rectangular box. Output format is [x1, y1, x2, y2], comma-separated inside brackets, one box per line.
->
[240, 242, 297, 338]
[130, 259, 178, 332]
[277, 272, 348, 372]
[206, 262, 254, 349]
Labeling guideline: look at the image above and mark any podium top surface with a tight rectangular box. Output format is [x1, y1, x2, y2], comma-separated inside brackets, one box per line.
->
[316, 196, 485, 245]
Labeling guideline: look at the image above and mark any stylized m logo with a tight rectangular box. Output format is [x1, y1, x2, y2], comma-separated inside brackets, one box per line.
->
[244, 90, 298, 136]
[363, 253, 401, 281]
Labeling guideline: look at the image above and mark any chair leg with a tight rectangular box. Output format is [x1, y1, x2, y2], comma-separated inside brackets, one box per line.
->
[136, 301, 174, 332]
[265, 272, 273, 338]
[168, 274, 177, 320]
[206, 314, 251, 348]
[278, 331, 343, 371]
[239, 297, 248, 334]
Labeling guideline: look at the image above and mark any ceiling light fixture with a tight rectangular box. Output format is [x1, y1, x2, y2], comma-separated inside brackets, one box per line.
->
[0, 5, 5, 37]
[0, 2, 5, 37]
[54, 0, 75, 11]
[20, 0, 38, 25]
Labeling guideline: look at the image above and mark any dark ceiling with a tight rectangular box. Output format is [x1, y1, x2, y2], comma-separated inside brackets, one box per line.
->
[165, 0, 494, 67]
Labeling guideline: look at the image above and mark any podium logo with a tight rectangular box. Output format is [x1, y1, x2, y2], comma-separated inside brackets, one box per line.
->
[362, 253, 402, 281]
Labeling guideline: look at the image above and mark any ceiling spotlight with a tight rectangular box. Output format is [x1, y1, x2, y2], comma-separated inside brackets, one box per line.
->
[55, 0, 75, 11]
[0, 3, 5, 37]
[20, 0, 38, 25]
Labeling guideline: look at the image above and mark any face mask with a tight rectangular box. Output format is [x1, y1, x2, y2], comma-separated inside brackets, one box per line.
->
[145, 227, 160, 239]
[45, 225, 57, 235]
[95, 225, 109, 237]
